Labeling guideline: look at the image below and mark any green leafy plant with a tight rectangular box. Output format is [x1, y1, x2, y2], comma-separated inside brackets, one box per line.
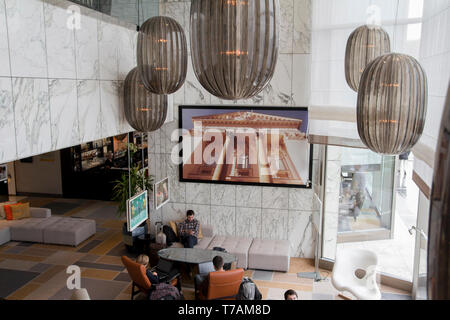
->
[111, 143, 154, 217]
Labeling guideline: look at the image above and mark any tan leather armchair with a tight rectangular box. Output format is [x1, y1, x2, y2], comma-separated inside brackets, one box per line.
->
[199, 268, 244, 300]
[121, 256, 180, 300]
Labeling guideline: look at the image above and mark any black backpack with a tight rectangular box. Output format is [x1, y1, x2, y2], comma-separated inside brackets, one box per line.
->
[236, 277, 262, 300]
[163, 225, 178, 246]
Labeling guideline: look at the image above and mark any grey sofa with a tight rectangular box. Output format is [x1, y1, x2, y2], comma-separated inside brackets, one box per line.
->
[0, 207, 96, 246]
[168, 224, 290, 272]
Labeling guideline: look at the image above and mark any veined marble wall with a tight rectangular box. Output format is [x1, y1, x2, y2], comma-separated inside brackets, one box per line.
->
[148, 0, 317, 258]
[0, 0, 137, 164]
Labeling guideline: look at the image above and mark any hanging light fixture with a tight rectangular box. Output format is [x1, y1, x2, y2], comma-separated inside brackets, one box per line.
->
[137, 16, 187, 94]
[190, 0, 279, 100]
[345, 25, 391, 92]
[124, 67, 168, 132]
[357, 53, 428, 155]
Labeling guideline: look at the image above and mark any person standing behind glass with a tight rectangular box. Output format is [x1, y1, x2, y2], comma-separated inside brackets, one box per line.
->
[104, 151, 114, 169]
[351, 165, 367, 222]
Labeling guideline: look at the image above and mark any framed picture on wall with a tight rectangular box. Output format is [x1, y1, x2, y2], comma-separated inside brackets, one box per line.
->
[179, 106, 313, 188]
[154, 177, 170, 210]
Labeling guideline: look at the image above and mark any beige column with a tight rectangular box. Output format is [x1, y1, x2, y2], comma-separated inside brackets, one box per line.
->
[257, 131, 271, 183]
[212, 130, 232, 181]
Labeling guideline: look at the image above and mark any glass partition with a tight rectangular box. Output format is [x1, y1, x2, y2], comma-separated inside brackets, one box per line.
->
[338, 148, 395, 241]
[68, 0, 159, 26]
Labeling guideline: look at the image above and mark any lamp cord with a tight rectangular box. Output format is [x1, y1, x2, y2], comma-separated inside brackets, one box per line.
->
[127, 132, 131, 199]
[142, 133, 145, 190]
[393, 0, 400, 51]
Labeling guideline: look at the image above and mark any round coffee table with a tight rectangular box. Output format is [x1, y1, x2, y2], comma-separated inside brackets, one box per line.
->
[158, 247, 236, 265]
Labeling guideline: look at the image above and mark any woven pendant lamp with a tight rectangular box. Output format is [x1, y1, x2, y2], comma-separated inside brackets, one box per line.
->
[190, 0, 279, 100]
[137, 16, 187, 94]
[124, 67, 168, 132]
[345, 25, 391, 92]
[357, 53, 428, 155]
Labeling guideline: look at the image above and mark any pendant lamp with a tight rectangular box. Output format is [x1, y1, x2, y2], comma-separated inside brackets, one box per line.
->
[357, 53, 427, 155]
[137, 16, 187, 94]
[190, 0, 279, 100]
[345, 25, 391, 92]
[124, 67, 168, 132]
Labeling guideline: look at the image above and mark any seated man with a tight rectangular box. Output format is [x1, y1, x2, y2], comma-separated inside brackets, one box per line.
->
[136, 254, 160, 284]
[194, 256, 224, 299]
[179, 210, 200, 248]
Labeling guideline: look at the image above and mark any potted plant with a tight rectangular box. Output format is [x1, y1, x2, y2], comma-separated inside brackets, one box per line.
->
[111, 143, 154, 250]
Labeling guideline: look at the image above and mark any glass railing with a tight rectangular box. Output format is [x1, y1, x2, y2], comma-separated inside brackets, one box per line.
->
[67, 0, 159, 26]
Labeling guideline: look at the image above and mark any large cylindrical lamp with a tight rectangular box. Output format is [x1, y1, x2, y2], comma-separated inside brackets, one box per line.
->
[124, 67, 168, 132]
[357, 53, 427, 155]
[137, 16, 187, 94]
[190, 0, 279, 100]
[345, 25, 391, 92]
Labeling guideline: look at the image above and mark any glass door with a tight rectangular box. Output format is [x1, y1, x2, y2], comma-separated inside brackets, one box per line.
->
[411, 191, 429, 299]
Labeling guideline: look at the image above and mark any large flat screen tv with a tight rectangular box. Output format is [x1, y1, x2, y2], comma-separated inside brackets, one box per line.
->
[179, 106, 312, 188]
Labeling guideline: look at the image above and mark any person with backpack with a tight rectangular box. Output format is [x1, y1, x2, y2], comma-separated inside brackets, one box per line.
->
[236, 277, 262, 300]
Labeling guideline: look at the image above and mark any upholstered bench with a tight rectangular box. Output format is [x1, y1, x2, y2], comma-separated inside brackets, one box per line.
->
[43, 218, 96, 246]
[10, 217, 62, 243]
[248, 239, 290, 272]
[207, 236, 253, 269]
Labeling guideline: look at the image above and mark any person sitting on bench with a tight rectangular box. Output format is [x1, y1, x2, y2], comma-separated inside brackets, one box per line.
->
[179, 210, 200, 248]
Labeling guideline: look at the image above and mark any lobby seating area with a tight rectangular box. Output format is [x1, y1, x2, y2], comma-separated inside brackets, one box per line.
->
[0, 0, 447, 305]
[0, 196, 412, 300]
[168, 222, 290, 272]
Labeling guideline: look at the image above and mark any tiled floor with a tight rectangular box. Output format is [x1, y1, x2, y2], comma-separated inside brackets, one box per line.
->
[0, 196, 412, 300]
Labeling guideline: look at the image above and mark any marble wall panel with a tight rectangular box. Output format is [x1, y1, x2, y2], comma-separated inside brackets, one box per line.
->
[117, 27, 136, 81]
[44, 0, 77, 79]
[261, 208, 289, 240]
[75, 6, 100, 80]
[48, 79, 79, 150]
[5, 0, 48, 78]
[264, 54, 293, 106]
[164, 153, 186, 203]
[0, 77, 16, 162]
[288, 210, 314, 258]
[161, 202, 186, 224]
[186, 182, 211, 205]
[77, 80, 102, 142]
[293, 0, 312, 54]
[235, 185, 262, 208]
[210, 205, 235, 237]
[235, 207, 262, 239]
[100, 80, 121, 138]
[279, 0, 294, 54]
[289, 188, 314, 211]
[262, 187, 289, 209]
[13, 78, 52, 158]
[292, 54, 311, 106]
[211, 184, 236, 207]
[98, 18, 119, 80]
[185, 58, 211, 105]
[0, 1, 11, 77]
